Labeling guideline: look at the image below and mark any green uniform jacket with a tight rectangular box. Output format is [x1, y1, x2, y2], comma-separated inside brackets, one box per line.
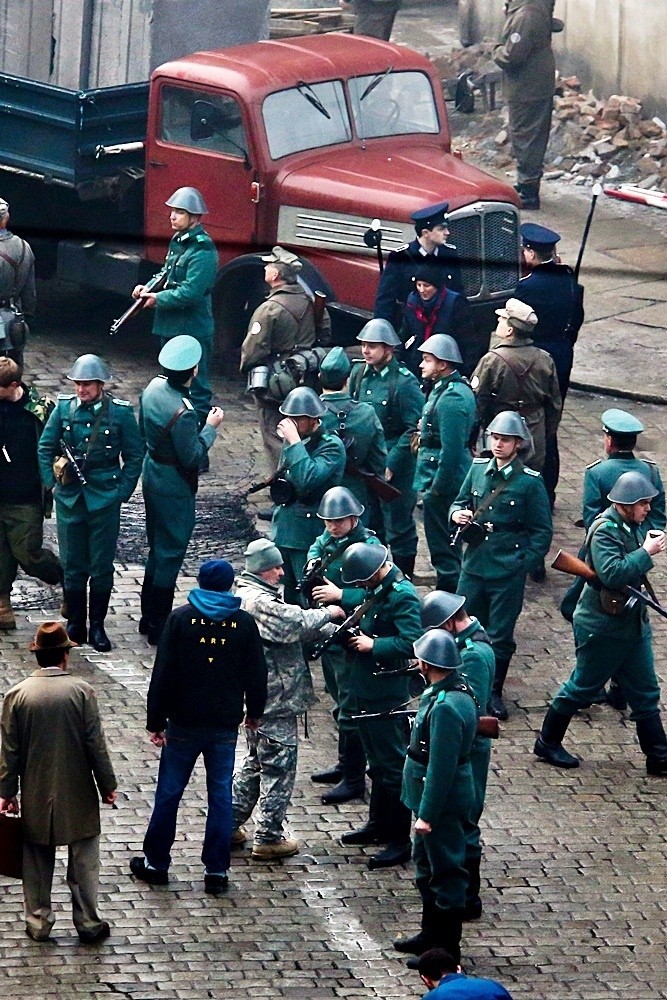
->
[152, 224, 218, 342]
[320, 391, 387, 511]
[348, 565, 422, 710]
[38, 393, 143, 511]
[583, 454, 666, 532]
[240, 284, 331, 372]
[574, 506, 654, 638]
[349, 357, 423, 488]
[306, 522, 382, 612]
[456, 619, 495, 749]
[401, 671, 477, 824]
[414, 370, 476, 498]
[449, 456, 552, 579]
[272, 428, 346, 550]
[493, 0, 555, 103]
[139, 376, 217, 498]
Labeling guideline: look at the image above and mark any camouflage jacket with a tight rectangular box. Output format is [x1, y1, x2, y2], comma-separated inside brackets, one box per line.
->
[235, 572, 335, 723]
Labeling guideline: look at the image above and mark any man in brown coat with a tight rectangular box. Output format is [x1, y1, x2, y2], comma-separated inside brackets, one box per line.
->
[0, 621, 117, 943]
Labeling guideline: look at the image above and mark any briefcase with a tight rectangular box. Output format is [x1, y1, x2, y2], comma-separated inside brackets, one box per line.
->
[0, 813, 24, 879]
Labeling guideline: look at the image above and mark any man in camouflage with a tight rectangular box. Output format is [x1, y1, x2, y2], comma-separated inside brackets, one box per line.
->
[232, 539, 344, 859]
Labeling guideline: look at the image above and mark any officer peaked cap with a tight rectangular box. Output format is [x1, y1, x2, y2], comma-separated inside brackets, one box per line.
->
[601, 408, 644, 435]
[411, 201, 449, 228]
[521, 223, 560, 248]
[261, 246, 302, 271]
[158, 335, 202, 371]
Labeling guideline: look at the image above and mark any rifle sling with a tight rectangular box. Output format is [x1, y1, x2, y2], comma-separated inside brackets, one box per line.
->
[467, 463, 522, 526]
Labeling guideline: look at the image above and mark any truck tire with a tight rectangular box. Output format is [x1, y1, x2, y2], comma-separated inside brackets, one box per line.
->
[212, 253, 335, 376]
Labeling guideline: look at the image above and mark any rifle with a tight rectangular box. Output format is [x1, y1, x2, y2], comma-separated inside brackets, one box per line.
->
[551, 549, 667, 620]
[110, 270, 168, 335]
[59, 438, 87, 486]
[296, 558, 326, 605]
[246, 462, 288, 496]
[308, 594, 377, 660]
[346, 462, 401, 503]
[313, 290, 327, 331]
[351, 695, 500, 737]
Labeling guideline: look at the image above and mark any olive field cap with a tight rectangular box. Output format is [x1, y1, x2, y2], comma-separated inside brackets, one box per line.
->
[29, 621, 77, 651]
[158, 335, 202, 371]
[244, 538, 284, 573]
[356, 318, 401, 346]
[261, 246, 303, 271]
[607, 471, 658, 504]
[165, 187, 208, 214]
[421, 591, 466, 629]
[418, 334, 463, 365]
[495, 298, 537, 332]
[486, 410, 530, 440]
[67, 354, 111, 382]
[320, 346, 351, 386]
[413, 629, 461, 670]
[520, 222, 560, 248]
[411, 201, 449, 228]
[340, 542, 388, 584]
[601, 408, 644, 435]
[318, 486, 364, 520]
[279, 386, 326, 418]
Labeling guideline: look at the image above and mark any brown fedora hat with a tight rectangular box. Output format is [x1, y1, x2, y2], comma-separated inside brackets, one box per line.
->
[29, 621, 77, 652]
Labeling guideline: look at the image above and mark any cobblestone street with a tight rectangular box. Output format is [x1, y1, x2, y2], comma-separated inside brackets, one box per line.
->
[1, 290, 666, 998]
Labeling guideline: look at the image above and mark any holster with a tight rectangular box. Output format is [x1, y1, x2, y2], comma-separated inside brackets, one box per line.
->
[599, 587, 630, 616]
[52, 455, 77, 487]
[459, 520, 487, 549]
[477, 715, 500, 739]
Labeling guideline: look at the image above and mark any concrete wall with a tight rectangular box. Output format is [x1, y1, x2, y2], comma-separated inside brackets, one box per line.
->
[467, 0, 667, 119]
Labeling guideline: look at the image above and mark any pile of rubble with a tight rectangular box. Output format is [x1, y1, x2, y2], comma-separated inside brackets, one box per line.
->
[432, 43, 667, 192]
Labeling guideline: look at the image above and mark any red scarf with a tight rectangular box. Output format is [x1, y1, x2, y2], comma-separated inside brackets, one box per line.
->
[408, 286, 448, 341]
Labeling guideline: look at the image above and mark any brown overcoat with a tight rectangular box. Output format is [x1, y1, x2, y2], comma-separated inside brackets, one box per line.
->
[0, 669, 116, 845]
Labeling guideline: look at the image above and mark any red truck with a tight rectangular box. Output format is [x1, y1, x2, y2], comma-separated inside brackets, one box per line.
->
[0, 33, 520, 362]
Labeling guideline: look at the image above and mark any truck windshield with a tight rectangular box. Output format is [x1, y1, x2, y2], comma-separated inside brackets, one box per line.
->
[349, 71, 439, 139]
[263, 80, 351, 159]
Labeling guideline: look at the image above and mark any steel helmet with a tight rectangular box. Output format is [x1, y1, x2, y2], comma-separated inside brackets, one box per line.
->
[356, 318, 401, 346]
[165, 187, 208, 215]
[67, 354, 111, 382]
[413, 629, 462, 670]
[279, 386, 327, 418]
[318, 487, 364, 520]
[486, 410, 530, 440]
[418, 334, 463, 365]
[420, 591, 466, 629]
[340, 542, 388, 584]
[607, 471, 658, 504]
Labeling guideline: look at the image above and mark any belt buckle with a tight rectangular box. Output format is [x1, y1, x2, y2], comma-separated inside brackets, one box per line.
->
[484, 521, 494, 533]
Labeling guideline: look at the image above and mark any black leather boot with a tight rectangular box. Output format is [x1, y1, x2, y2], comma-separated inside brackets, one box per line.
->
[517, 181, 540, 210]
[311, 731, 345, 785]
[322, 732, 366, 805]
[406, 909, 464, 969]
[636, 714, 667, 776]
[463, 855, 482, 921]
[488, 657, 510, 721]
[139, 573, 154, 636]
[534, 706, 579, 768]
[147, 587, 175, 646]
[606, 678, 628, 711]
[340, 780, 383, 846]
[394, 898, 437, 955]
[368, 795, 412, 869]
[65, 590, 88, 645]
[88, 589, 113, 652]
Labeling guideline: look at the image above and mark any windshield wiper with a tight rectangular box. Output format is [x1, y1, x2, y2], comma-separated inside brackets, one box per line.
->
[296, 81, 331, 120]
[359, 66, 393, 101]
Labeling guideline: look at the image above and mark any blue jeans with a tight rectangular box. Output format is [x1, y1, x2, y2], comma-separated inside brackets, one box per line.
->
[143, 723, 238, 873]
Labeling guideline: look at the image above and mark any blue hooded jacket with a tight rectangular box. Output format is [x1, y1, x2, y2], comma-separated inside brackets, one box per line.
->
[188, 588, 241, 622]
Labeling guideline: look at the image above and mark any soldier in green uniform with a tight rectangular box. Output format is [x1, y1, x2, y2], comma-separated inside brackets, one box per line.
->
[318, 346, 387, 521]
[582, 409, 665, 710]
[535, 471, 667, 776]
[139, 336, 224, 644]
[132, 187, 218, 427]
[395, 629, 477, 967]
[305, 487, 382, 804]
[271, 387, 346, 606]
[349, 318, 424, 579]
[37, 355, 143, 651]
[421, 591, 496, 922]
[450, 411, 552, 720]
[414, 334, 476, 593]
[339, 543, 422, 869]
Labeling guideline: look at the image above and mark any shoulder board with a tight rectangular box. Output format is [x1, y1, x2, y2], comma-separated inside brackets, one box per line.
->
[351, 358, 365, 365]
[183, 398, 194, 411]
[392, 244, 410, 254]
[111, 397, 131, 406]
[391, 578, 413, 592]
[472, 457, 487, 464]
[518, 274, 530, 282]
[523, 467, 540, 477]
[643, 458, 657, 466]
[435, 691, 447, 704]
[398, 367, 413, 377]
[57, 393, 75, 400]
[322, 433, 341, 443]
[586, 459, 602, 469]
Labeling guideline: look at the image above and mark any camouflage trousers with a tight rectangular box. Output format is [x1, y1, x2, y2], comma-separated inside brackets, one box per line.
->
[232, 719, 298, 845]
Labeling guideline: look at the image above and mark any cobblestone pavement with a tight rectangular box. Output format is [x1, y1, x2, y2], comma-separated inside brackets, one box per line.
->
[1, 295, 667, 999]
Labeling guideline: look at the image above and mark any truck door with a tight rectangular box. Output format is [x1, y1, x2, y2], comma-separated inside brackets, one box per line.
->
[145, 82, 257, 256]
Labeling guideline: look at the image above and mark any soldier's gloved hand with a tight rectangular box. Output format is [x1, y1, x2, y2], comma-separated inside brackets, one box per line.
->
[206, 406, 224, 428]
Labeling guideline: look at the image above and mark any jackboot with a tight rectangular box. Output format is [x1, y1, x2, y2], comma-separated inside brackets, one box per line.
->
[368, 794, 412, 869]
[392, 553, 415, 580]
[64, 590, 88, 644]
[340, 780, 383, 846]
[321, 732, 366, 805]
[636, 713, 667, 776]
[517, 181, 540, 211]
[147, 587, 175, 646]
[139, 573, 154, 636]
[311, 730, 345, 785]
[88, 589, 113, 652]
[488, 657, 511, 721]
[533, 706, 579, 768]
[0, 593, 16, 630]
[406, 909, 464, 969]
[606, 677, 628, 712]
[393, 898, 437, 955]
[463, 855, 482, 921]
